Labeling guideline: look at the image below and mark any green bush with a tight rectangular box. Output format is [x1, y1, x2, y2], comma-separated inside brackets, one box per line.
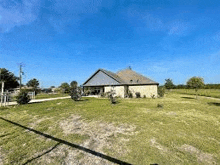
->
[70, 88, 81, 101]
[157, 103, 163, 108]
[158, 87, 165, 97]
[100, 92, 107, 98]
[135, 92, 141, 98]
[128, 90, 133, 98]
[16, 91, 31, 105]
[106, 90, 117, 104]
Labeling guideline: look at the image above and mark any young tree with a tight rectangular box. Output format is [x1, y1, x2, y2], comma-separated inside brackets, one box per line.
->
[187, 77, 204, 99]
[60, 82, 70, 93]
[70, 87, 82, 101]
[0, 68, 19, 90]
[16, 91, 31, 104]
[158, 86, 165, 97]
[26, 78, 39, 88]
[164, 78, 175, 90]
[70, 81, 78, 89]
[26, 78, 40, 94]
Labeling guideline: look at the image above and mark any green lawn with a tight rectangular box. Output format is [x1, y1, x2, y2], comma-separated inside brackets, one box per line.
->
[35, 93, 69, 99]
[171, 89, 220, 98]
[0, 93, 219, 164]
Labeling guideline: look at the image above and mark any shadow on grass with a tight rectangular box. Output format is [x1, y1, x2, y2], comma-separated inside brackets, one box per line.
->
[207, 102, 220, 106]
[181, 97, 195, 100]
[0, 117, 132, 165]
[23, 143, 61, 165]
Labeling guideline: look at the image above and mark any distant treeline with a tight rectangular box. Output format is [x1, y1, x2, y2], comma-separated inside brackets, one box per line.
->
[161, 84, 220, 89]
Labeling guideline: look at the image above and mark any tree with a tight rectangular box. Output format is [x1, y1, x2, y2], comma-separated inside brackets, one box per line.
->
[158, 86, 165, 97]
[26, 78, 39, 89]
[60, 82, 70, 93]
[187, 77, 204, 99]
[70, 81, 78, 89]
[164, 78, 175, 90]
[0, 68, 19, 90]
[26, 78, 40, 94]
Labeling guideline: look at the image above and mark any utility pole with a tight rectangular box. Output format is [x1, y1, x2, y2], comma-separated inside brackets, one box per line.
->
[19, 63, 25, 90]
[0, 68, 5, 106]
[19, 64, 22, 90]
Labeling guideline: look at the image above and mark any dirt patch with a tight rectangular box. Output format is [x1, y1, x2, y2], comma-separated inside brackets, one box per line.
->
[166, 111, 177, 116]
[0, 147, 4, 165]
[35, 115, 137, 164]
[179, 144, 216, 164]
[56, 102, 62, 105]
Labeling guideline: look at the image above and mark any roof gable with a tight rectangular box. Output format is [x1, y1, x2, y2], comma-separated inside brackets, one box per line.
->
[83, 69, 121, 86]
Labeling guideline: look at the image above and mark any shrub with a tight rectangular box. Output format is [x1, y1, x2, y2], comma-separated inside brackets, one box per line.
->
[143, 95, 146, 98]
[157, 103, 163, 108]
[158, 87, 165, 97]
[151, 94, 156, 99]
[135, 92, 141, 98]
[107, 90, 117, 104]
[109, 94, 117, 104]
[128, 90, 133, 98]
[100, 92, 107, 98]
[70, 88, 81, 101]
[16, 91, 31, 105]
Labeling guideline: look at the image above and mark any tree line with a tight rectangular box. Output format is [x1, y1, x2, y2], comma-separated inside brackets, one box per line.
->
[163, 78, 220, 89]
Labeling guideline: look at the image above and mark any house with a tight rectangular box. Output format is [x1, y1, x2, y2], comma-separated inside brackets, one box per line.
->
[83, 68, 159, 98]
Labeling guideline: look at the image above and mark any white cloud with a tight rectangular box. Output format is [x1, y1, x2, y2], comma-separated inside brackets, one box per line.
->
[0, 0, 40, 33]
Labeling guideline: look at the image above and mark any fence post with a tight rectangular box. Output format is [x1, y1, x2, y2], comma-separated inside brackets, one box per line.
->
[4, 94, 6, 107]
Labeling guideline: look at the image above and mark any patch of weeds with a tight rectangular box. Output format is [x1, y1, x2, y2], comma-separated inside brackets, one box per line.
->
[0, 106, 9, 110]
[151, 94, 156, 99]
[157, 104, 163, 108]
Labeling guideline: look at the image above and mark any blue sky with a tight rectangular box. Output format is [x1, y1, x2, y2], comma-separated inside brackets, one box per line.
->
[0, 0, 220, 88]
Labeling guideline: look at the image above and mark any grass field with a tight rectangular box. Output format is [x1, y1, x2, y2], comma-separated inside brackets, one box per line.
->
[171, 89, 220, 98]
[35, 93, 69, 99]
[0, 93, 219, 164]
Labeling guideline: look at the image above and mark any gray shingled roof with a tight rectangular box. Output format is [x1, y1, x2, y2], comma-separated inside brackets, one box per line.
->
[116, 69, 159, 85]
[83, 68, 159, 86]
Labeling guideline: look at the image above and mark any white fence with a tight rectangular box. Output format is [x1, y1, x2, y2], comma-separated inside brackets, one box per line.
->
[0, 91, 35, 107]
[28, 91, 35, 99]
[0, 93, 11, 107]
